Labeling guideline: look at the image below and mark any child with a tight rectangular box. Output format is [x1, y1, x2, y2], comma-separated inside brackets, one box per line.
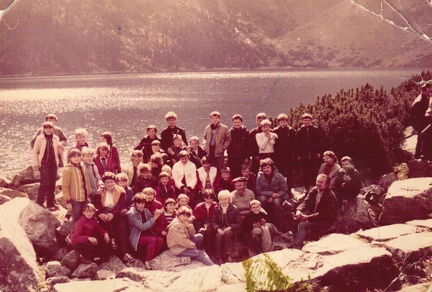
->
[133, 164, 158, 194]
[94, 142, 117, 176]
[127, 193, 164, 270]
[142, 187, 165, 237]
[100, 132, 121, 173]
[32, 121, 62, 210]
[242, 163, 257, 194]
[255, 119, 278, 160]
[63, 148, 92, 223]
[196, 156, 219, 195]
[216, 167, 234, 193]
[81, 147, 103, 203]
[227, 114, 250, 179]
[163, 198, 177, 226]
[176, 194, 190, 209]
[116, 172, 134, 213]
[150, 153, 164, 178]
[242, 200, 271, 256]
[188, 136, 207, 169]
[193, 190, 217, 257]
[122, 150, 144, 188]
[69, 203, 110, 264]
[75, 128, 90, 151]
[167, 206, 215, 266]
[134, 125, 161, 163]
[155, 171, 176, 203]
[203, 111, 231, 170]
[168, 134, 187, 165]
[212, 190, 241, 264]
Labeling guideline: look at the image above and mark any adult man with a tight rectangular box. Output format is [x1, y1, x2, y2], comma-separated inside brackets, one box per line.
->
[230, 177, 255, 220]
[292, 174, 339, 249]
[295, 113, 323, 193]
[160, 112, 187, 153]
[203, 111, 231, 171]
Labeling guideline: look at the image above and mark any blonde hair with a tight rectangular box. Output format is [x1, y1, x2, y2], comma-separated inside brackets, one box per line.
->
[249, 199, 261, 207]
[74, 128, 88, 137]
[217, 190, 232, 202]
[81, 147, 95, 156]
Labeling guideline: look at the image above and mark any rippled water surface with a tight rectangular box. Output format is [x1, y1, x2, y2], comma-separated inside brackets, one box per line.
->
[0, 70, 423, 176]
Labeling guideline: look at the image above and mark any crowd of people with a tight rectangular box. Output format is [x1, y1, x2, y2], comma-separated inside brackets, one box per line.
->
[31, 110, 364, 268]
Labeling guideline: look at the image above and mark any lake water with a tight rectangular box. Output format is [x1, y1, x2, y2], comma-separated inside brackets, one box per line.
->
[0, 69, 424, 176]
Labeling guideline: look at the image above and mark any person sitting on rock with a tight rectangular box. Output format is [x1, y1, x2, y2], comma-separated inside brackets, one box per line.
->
[167, 206, 215, 266]
[127, 192, 164, 270]
[69, 203, 110, 264]
[335, 156, 362, 203]
[292, 174, 339, 249]
[318, 150, 341, 191]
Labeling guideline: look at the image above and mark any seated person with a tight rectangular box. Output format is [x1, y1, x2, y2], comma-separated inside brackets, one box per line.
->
[188, 136, 207, 169]
[242, 163, 257, 194]
[142, 187, 166, 239]
[155, 171, 177, 203]
[172, 150, 198, 208]
[150, 153, 164, 178]
[216, 167, 234, 194]
[167, 206, 215, 266]
[134, 125, 161, 162]
[318, 150, 341, 191]
[292, 174, 339, 249]
[69, 203, 110, 264]
[231, 177, 255, 221]
[176, 193, 191, 209]
[167, 134, 188, 165]
[121, 150, 143, 189]
[211, 190, 241, 265]
[242, 200, 272, 256]
[335, 156, 362, 202]
[116, 173, 134, 213]
[193, 190, 217, 258]
[127, 193, 163, 270]
[94, 142, 117, 176]
[133, 163, 158, 194]
[255, 158, 290, 231]
[196, 156, 219, 195]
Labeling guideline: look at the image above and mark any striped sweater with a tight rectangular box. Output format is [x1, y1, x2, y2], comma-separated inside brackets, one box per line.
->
[62, 163, 92, 202]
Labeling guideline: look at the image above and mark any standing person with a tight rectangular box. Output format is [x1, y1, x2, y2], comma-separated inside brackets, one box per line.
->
[255, 158, 290, 231]
[32, 121, 62, 210]
[203, 111, 231, 171]
[249, 113, 267, 175]
[292, 174, 339, 249]
[127, 193, 164, 270]
[31, 113, 67, 168]
[187, 136, 207, 169]
[160, 111, 187, 153]
[74, 128, 91, 151]
[134, 125, 161, 163]
[100, 132, 121, 173]
[122, 150, 144, 189]
[94, 142, 117, 177]
[167, 206, 215, 266]
[416, 81, 432, 160]
[196, 156, 219, 196]
[155, 171, 177, 203]
[81, 147, 103, 203]
[295, 113, 324, 193]
[172, 150, 198, 208]
[167, 134, 188, 165]
[318, 151, 341, 191]
[212, 190, 241, 265]
[273, 113, 296, 193]
[62, 149, 92, 224]
[411, 80, 432, 159]
[193, 190, 217, 258]
[227, 114, 249, 179]
[255, 119, 278, 160]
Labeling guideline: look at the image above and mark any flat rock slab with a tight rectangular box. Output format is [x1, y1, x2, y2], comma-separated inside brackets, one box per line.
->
[303, 233, 369, 255]
[406, 219, 432, 229]
[53, 278, 145, 292]
[356, 224, 417, 241]
[384, 232, 432, 261]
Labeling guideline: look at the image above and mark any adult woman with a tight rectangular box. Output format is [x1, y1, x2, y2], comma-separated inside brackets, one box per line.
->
[95, 172, 135, 263]
[318, 150, 341, 191]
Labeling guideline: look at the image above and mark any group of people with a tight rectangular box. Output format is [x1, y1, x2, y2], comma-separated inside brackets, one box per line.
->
[30, 110, 363, 268]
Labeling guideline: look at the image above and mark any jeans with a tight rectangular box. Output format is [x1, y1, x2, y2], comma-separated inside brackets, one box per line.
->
[71, 200, 88, 224]
[293, 220, 333, 248]
[37, 163, 57, 207]
[178, 234, 215, 266]
[257, 196, 284, 230]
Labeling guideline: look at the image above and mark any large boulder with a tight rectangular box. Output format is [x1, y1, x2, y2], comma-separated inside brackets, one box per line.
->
[0, 187, 27, 199]
[53, 278, 145, 292]
[71, 262, 98, 279]
[17, 182, 40, 201]
[1, 197, 63, 257]
[0, 176, 12, 188]
[333, 197, 379, 234]
[0, 207, 40, 291]
[379, 178, 432, 225]
[150, 250, 193, 271]
[356, 224, 417, 242]
[11, 166, 39, 187]
[0, 194, 11, 205]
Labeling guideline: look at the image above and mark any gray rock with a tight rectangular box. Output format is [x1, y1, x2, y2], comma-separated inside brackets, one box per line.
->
[12, 166, 38, 187]
[97, 255, 127, 276]
[0, 194, 11, 205]
[45, 276, 71, 287]
[52, 247, 69, 261]
[61, 250, 80, 271]
[0, 187, 27, 199]
[71, 262, 98, 279]
[0, 176, 12, 188]
[53, 278, 145, 292]
[126, 258, 145, 269]
[46, 261, 71, 277]
[150, 249, 193, 271]
[333, 197, 379, 234]
[406, 218, 432, 229]
[303, 233, 370, 255]
[384, 232, 432, 262]
[56, 220, 73, 237]
[380, 172, 397, 192]
[379, 178, 432, 225]
[0, 208, 40, 292]
[94, 269, 116, 280]
[117, 267, 149, 282]
[408, 159, 432, 178]
[17, 182, 40, 201]
[398, 282, 432, 292]
[356, 224, 417, 242]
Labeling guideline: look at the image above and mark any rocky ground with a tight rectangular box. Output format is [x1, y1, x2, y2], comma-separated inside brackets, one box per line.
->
[1, 147, 432, 291]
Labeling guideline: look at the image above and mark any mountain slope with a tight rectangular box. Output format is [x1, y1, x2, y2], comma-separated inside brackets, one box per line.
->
[0, 0, 431, 76]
